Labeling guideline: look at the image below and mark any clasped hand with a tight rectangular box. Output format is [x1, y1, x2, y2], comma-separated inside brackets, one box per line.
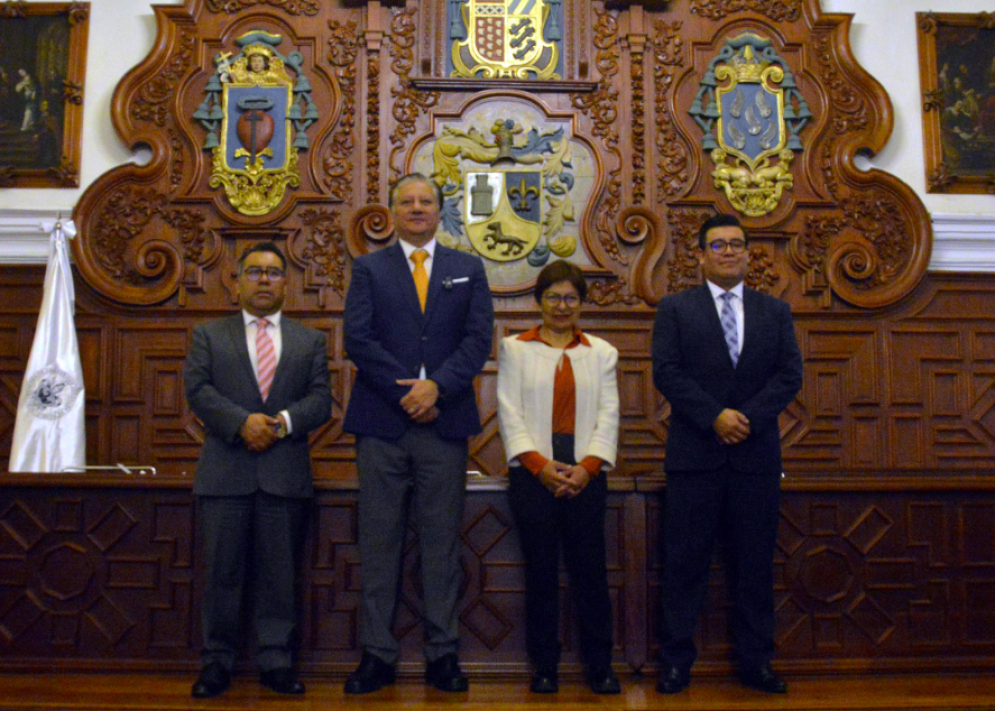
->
[397, 378, 439, 424]
[538, 460, 592, 498]
[714, 408, 750, 445]
[239, 412, 285, 452]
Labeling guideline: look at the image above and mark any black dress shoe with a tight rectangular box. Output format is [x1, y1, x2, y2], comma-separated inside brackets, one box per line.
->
[344, 652, 396, 695]
[586, 667, 621, 695]
[656, 665, 690, 694]
[260, 667, 305, 695]
[530, 665, 558, 693]
[740, 664, 788, 694]
[191, 662, 230, 699]
[424, 653, 469, 692]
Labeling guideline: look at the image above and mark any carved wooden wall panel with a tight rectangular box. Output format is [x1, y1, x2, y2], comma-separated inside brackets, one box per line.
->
[0, 481, 196, 666]
[5, 267, 995, 498]
[9, 271, 995, 480]
[4, 477, 995, 673]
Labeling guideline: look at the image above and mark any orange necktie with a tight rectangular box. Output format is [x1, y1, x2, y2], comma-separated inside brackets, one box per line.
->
[411, 249, 428, 312]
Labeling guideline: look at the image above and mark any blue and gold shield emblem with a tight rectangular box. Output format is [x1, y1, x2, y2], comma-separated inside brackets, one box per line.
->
[222, 82, 293, 176]
[689, 34, 812, 217]
[423, 112, 584, 285]
[193, 31, 320, 216]
[716, 55, 785, 166]
[465, 170, 543, 261]
[450, 0, 561, 80]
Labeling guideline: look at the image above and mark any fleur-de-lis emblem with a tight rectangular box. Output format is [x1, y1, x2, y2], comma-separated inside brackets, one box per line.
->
[509, 178, 539, 212]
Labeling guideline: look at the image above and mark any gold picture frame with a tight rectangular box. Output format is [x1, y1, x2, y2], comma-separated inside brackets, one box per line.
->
[0, 2, 89, 188]
[917, 11, 995, 194]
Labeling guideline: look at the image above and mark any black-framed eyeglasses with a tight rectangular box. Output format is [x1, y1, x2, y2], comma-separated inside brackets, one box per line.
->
[543, 293, 581, 307]
[706, 239, 747, 254]
[241, 266, 285, 281]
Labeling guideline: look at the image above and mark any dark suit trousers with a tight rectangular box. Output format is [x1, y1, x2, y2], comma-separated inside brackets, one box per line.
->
[507, 436, 613, 671]
[198, 492, 307, 672]
[660, 466, 781, 672]
[356, 426, 468, 664]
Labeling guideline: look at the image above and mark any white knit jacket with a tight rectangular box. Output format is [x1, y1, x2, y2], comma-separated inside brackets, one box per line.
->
[497, 332, 619, 470]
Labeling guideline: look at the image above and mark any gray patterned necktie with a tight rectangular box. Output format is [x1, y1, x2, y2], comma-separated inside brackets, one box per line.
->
[719, 292, 739, 367]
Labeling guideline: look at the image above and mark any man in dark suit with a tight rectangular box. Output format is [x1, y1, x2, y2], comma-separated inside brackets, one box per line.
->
[342, 173, 494, 694]
[652, 214, 803, 695]
[184, 242, 331, 699]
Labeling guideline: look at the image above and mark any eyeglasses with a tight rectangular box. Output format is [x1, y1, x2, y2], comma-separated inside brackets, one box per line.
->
[706, 239, 747, 254]
[542, 293, 581, 307]
[241, 266, 285, 281]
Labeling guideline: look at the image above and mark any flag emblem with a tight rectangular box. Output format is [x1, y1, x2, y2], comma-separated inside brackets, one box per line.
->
[24, 365, 82, 419]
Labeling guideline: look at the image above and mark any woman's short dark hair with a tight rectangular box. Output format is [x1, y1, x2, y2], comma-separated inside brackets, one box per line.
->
[697, 213, 747, 249]
[534, 259, 587, 304]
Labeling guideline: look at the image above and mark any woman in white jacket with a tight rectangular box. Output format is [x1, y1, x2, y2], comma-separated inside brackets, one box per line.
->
[497, 259, 620, 695]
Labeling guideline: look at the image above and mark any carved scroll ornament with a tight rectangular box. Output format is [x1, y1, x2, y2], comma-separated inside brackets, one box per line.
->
[68, 0, 932, 314]
[72, 0, 344, 307]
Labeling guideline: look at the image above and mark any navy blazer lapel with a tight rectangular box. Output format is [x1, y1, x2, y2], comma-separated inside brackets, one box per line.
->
[695, 285, 733, 365]
[424, 246, 450, 317]
[738, 288, 763, 368]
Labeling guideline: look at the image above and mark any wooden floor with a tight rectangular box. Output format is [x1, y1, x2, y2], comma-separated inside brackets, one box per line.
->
[1, 672, 995, 711]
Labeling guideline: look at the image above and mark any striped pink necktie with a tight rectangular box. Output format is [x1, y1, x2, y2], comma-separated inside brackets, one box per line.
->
[256, 318, 276, 401]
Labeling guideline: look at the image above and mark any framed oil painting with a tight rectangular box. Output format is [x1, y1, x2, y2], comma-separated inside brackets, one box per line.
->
[0, 2, 89, 188]
[917, 12, 995, 194]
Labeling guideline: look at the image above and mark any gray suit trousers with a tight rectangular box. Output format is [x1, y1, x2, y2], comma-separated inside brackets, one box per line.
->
[356, 426, 468, 664]
[198, 492, 308, 671]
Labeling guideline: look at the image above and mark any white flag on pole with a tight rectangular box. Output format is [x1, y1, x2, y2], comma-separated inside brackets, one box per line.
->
[8, 219, 86, 473]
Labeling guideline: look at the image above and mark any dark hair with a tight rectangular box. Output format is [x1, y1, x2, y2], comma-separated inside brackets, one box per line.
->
[534, 259, 587, 304]
[388, 173, 444, 210]
[697, 213, 747, 249]
[238, 241, 287, 272]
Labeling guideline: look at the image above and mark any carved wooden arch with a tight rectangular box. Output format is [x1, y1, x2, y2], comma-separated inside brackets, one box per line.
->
[347, 90, 644, 292]
[70, 0, 929, 314]
[649, 0, 932, 310]
[71, 0, 356, 309]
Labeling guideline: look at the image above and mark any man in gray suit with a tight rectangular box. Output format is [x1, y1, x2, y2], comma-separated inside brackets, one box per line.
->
[184, 242, 331, 699]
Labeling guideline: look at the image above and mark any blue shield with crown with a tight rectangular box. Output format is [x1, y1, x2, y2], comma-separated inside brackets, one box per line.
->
[715, 45, 786, 169]
[193, 30, 320, 216]
[689, 34, 810, 217]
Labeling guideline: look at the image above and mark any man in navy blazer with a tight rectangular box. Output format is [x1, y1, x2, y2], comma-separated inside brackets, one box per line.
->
[342, 174, 494, 694]
[652, 214, 803, 695]
[184, 242, 331, 698]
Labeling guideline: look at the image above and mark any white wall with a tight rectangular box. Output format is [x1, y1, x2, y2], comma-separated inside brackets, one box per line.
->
[1, 0, 181, 213]
[821, 0, 992, 215]
[1, 0, 993, 264]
